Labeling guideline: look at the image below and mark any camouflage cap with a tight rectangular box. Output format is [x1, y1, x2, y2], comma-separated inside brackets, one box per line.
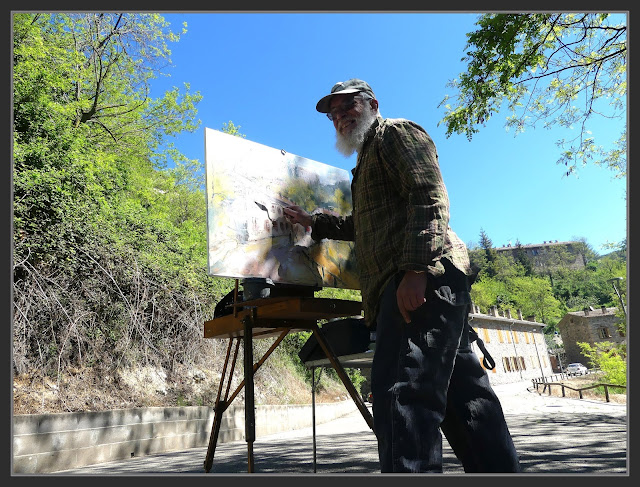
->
[316, 79, 376, 113]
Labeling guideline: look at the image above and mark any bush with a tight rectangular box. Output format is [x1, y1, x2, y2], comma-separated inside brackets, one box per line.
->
[577, 341, 627, 386]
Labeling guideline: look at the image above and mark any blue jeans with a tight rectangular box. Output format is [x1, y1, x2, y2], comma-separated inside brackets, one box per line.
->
[370, 260, 521, 473]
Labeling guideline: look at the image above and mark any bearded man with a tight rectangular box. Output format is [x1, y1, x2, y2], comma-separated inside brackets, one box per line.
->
[284, 79, 521, 473]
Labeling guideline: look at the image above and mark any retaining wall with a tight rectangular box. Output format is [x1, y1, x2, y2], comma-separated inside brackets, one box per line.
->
[13, 400, 357, 474]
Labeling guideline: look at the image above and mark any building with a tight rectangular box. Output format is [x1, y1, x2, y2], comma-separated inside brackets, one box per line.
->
[494, 240, 587, 271]
[556, 307, 625, 365]
[468, 306, 553, 384]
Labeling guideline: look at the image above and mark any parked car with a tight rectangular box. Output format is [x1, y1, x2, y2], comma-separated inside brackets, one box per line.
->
[566, 363, 588, 375]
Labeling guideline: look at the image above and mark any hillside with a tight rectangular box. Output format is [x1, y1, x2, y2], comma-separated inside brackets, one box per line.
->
[13, 358, 350, 416]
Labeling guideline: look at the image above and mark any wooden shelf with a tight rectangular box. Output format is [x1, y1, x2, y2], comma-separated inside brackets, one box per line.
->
[203, 297, 363, 339]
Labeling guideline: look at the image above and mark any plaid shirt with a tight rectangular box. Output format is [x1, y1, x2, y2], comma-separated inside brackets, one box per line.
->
[312, 116, 471, 324]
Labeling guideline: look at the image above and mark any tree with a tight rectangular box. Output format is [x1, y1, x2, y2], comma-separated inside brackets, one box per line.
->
[13, 13, 202, 266]
[439, 13, 627, 178]
[510, 276, 564, 325]
[469, 276, 512, 314]
[571, 236, 598, 267]
[478, 228, 497, 277]
[550, 252, 626, 310]
[578, 341, 626, 386]
[513, 240, 534, 276]
[12, 12, 212, 378]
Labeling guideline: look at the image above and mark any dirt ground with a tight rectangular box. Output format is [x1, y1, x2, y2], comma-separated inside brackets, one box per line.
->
[13, 366, 625, 416]
[532, 373, 626, 404]
[12, 363, 349, 416]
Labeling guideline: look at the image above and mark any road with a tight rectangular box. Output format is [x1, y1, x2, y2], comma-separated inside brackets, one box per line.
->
[54, 380, 627, 475]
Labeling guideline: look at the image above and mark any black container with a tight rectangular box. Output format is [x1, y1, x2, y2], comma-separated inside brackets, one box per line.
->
[241, 278, 318, 301]
[298, 317, 371, 364]
[241, 278, 275, 301]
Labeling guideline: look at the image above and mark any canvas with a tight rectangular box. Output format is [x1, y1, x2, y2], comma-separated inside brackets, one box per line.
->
[204, 128, 359, 290]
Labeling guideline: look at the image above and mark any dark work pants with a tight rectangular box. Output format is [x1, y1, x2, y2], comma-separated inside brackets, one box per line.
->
[370, 259, 521, 473]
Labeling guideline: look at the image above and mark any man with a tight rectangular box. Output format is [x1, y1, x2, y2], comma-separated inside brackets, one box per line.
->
[284, 79, 521, 473]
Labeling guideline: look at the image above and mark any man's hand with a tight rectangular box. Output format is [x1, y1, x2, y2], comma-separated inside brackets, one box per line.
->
[283, 205, 313, 228]
[397, 271, 427, 323]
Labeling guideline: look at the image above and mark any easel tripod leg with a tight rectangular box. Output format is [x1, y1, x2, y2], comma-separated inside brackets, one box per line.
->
[243, 314, 256, 473]
[204, 400, 226, 472]
[312, 366, 317, 473]
[204, 337, 237, 472]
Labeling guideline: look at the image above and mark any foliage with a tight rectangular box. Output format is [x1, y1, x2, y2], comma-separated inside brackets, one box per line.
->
[469, 277, 512, 313]
[550, 254, 626, 310]
[439, 13, 627, 178]
[513, 240, 534, 276]
[577, 341, 626, 386]
[510, 276, 564, 324]
[477, 228, 497, 277]
[12, 12, 365, 407]
[12, 12, 226, 381]
[471, 274, 564, 325]
[277, 327, 365, 396]
[468, 230, 626, 328]
[315, 286, 362, 301]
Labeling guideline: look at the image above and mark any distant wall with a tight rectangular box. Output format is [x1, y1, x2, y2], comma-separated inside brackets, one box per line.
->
[468, 310, 554, 385]
[557, 307, 624, 364]
[13, 400, 357, 474]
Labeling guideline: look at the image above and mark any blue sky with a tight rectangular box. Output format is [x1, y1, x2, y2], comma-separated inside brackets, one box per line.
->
[151, 12, 627, 255]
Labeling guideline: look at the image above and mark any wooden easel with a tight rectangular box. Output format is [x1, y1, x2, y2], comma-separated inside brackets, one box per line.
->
[202, 281, 374, 473]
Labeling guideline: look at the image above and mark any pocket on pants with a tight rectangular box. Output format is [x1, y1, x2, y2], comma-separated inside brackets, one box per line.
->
[411, 285, 470, 350]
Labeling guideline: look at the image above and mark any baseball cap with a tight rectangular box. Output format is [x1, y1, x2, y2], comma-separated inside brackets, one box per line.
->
[316, 79, 375, 113]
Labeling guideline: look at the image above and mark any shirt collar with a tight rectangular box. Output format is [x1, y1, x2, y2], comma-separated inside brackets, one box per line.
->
[363, 115, 383, 144]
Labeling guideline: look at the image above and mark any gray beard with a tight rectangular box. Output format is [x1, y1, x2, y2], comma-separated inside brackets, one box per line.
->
[334, 109, 378, 157]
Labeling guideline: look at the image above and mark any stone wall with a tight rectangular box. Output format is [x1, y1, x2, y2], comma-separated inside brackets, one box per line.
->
[557, 307, 624, 364]
[469, 310, 553, 385]
[12, 400, 357, 474]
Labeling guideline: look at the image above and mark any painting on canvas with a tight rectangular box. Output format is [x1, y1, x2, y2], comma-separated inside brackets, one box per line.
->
[204, 128, 359, 290]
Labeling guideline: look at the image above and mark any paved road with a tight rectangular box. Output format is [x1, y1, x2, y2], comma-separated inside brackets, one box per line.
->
[55, 381, 627, 475]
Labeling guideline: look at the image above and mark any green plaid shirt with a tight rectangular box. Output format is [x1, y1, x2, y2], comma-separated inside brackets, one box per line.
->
[312, 116, 471, 324]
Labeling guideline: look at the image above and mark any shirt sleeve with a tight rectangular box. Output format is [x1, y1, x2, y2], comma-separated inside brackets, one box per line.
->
[310, 213, 355, 242]
[377, 120, 450, 275]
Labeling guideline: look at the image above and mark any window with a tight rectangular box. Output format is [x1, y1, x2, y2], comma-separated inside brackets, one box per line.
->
[598, 327, 611, 339]
[497, 328, 504, 343]
[513, 331, 519, 344]
[503, 357, 511, 372]
[519, 357, 526, 370]
[482, 328, 490, 343]
[524, 331, 530, 344]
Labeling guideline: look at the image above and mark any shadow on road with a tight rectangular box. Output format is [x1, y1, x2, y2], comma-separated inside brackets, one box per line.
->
[510, 413, 627, 474]
[56, 411, 626, 475]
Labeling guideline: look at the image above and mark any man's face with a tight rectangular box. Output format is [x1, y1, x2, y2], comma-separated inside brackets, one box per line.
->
[330, 93, 378, 157]
[329, 94, 366, 136]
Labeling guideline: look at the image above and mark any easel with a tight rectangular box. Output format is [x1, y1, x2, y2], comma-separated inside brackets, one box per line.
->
[202, 279, 375, 473]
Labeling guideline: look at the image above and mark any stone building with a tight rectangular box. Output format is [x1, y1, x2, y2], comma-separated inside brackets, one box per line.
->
[556, 307, 625, 365]
[494, 240, 587, 271]
[468, 306, 553, 385]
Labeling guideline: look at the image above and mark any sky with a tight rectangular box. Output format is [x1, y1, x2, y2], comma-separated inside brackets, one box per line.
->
[149, 12, 627, 255]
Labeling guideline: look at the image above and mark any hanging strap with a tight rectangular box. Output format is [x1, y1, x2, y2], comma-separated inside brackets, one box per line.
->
[468, 326, 496, 370]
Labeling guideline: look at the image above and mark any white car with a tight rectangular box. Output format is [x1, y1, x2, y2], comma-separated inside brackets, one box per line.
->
[566, 363, 588, 375]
